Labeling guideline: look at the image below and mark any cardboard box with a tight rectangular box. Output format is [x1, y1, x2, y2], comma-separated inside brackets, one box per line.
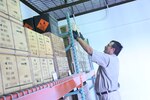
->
[0, 16, 14, 49]
[47, 58, 55, 81]
[11, 22, 29, 55]
[0, 54, 20, 94]
[59, 23, 79, 33]
[30, 57, 43, 85]
[37, 33, 46, 57]
[7, 0, 22, 21]
[40, 58, 51, 83]
[34, 14, 59, 34]
[50, 33, 66, 57]
[0, 16, 15, 54]
[23, 17, 35, 30]
[43, 35, 53, 57]
[0, 70, 3, 96]
[56, 56, 69, 78]
[0, 0, 8, 18]
[44, 32, 66, 56]
[59, 25, 68, 33]
[25, 28, 39, 56]
[16, 56, 33, 89]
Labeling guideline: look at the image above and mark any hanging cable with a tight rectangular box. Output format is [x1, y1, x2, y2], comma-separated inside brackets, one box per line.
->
[77, 0, 109, 26]
[66, 0, 79, 31]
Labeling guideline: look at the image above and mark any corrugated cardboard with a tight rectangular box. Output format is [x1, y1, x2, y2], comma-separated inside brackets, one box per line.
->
[0, 0, 8, 18]
[7, 0, 22, 21]
[16, 56, 33, 90]
[11, 22, 29, 55]
[56, 56, 69, 78]
[43, 35, 53, 57]
[25, 28, 39, 56]
[0, 54, 20, 94]
[0, 16, 14, 50]
[47, 58, 55, 81]
[37, 34, 46, 57]
[29, 57, 43, 85]
[40, 58, 51, 83]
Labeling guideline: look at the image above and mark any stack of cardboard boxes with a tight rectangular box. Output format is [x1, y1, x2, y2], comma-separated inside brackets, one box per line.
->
[60, 24, 91, 73]
[0, 0, 69, 96]
[0, 0, 25, 95]
[44, 33, 70, 78]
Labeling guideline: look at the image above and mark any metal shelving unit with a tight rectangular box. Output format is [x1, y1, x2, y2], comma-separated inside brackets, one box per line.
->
[0, 12, 95, 100]
[0, 70, 95, 100]
[0, 0, 136, 99]
[66, 13, 86, 100]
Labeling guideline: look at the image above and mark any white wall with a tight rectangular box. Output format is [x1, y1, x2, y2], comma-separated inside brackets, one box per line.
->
[59, 0, 150, 100]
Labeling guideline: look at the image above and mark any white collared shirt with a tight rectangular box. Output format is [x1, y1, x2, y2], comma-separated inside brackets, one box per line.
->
[92, 50, 119, 93]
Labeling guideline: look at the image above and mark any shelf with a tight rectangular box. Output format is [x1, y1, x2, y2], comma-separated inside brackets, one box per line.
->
[0, 70, 95, 100]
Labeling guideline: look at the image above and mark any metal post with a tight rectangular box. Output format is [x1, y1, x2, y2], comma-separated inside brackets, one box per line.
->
[66, 13, 86, 100]
[66, 13, 80, 73]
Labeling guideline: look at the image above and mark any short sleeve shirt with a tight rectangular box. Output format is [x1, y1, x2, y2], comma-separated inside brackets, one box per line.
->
[92, 49, 119, 93]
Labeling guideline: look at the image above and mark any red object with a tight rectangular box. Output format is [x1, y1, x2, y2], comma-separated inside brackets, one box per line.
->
[0, 70, 95, 100]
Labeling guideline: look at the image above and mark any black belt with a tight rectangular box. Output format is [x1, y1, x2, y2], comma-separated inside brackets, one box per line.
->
[96, 90, 117, 95]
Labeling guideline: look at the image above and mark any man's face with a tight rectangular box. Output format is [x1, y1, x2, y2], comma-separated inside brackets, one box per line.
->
[104, 42, 115, 55]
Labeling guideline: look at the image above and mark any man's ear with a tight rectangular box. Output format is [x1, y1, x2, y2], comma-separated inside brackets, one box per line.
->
[112, 48, 115, 53]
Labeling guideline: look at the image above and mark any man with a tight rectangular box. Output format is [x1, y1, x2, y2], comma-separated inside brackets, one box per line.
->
[73, 31, 123, 100]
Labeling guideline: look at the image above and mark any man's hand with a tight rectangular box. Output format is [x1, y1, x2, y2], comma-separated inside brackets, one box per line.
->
[72, 30, 79, 39]
[72, 31, 85, 40]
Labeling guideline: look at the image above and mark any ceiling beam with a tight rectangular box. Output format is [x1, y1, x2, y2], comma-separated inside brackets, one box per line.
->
[41, 0, 90, 14]
[20, 0, 42, 14]
[58, 0, 135, 21]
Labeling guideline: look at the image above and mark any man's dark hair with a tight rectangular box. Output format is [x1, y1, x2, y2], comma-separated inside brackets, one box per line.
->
[111, 40, 123, 56]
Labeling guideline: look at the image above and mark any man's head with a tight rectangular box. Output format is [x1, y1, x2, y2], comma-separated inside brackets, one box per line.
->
[104, 40, 123, 56]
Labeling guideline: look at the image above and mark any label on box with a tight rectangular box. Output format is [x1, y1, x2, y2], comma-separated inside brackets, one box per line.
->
[0, 70, 3, 96]
[37, 19, 49, 31]
[52, 72, 58, 81]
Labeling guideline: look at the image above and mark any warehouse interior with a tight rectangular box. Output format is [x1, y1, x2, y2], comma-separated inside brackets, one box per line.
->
[0, 0, 150, 100]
